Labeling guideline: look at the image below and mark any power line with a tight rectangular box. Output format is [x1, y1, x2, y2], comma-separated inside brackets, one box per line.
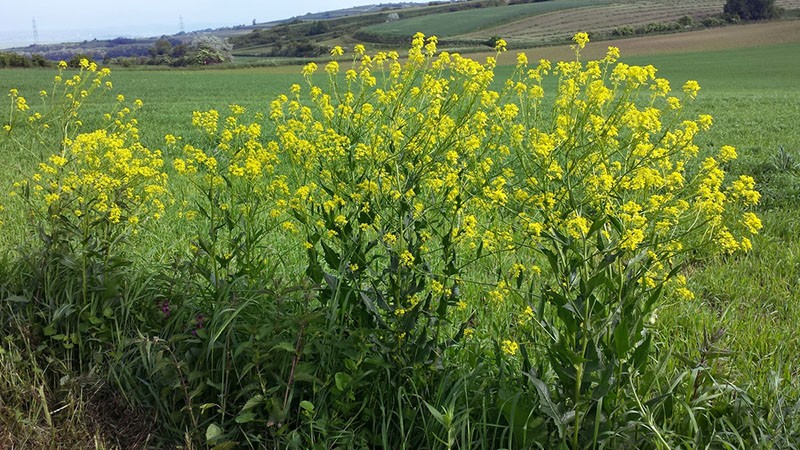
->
[32, 17, 39, 45]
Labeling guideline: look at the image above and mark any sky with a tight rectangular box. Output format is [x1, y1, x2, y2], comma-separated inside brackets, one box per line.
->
[0, 0, 409, 48]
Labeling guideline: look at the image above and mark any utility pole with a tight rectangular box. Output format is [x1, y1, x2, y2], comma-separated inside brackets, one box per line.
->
[32, 17, 39, 45]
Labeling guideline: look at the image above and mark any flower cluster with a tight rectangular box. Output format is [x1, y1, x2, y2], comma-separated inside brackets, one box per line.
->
[9, 64, 167, 234]
[264, 33, 761, 359]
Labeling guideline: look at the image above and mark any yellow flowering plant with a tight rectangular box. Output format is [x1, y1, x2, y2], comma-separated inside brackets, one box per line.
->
[264, 33, 762, 446]
[4, 59, 116, 160]
[4, 62, 168, 370]
[269, 35, 516, 368]
[169, 104, 283, 296]
[478, 33, 763, 446]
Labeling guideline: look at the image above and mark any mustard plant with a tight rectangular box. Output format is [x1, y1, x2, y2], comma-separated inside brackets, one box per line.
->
[0, 34, 769, 449]
[266, 33, 762, 447]
[169, 104, 284, 298]
[487, 33, 761, 447]
[4, 59, 168, 372]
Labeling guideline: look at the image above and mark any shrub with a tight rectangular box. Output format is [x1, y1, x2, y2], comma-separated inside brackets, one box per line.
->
[724, 0, 780, 20]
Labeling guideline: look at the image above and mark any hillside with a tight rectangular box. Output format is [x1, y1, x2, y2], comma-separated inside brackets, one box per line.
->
[229, 0, 800, 62]
[458, 0, 800, 46]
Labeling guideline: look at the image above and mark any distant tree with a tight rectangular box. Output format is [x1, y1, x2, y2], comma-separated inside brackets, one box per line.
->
[724, 0, 780, 20]
[30, 54, 51, 67]
[150, 38, 173, 57]
[67, 53, 96, 68]
[188, 35, 233, 65]
[306, 21, 329, 36]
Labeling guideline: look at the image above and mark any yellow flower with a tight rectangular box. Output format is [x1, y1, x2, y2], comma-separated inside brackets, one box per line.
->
[501, 340, 519, 356]
[301, 62, 318, 76]
[566, 214, 591, 239]
[719, 145, 737, 162]
[325, 60, 339, 76]
[330, 46, 344, 57]
[682, 80, 700, 99]
[572, 32, 589, 50]
[399, 250, 415, 267]
[742, 212, 762, 234]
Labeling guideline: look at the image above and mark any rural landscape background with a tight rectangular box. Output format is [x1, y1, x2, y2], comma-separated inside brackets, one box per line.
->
[1, 0, 799, 448]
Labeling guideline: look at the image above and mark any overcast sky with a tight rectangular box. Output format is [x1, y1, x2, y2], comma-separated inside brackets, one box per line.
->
[1, 0, 407, 48]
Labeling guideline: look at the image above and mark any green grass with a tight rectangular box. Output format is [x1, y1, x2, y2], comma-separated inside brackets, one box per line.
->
[0, 67, 299, 149]
[361, 0, 613, 39]
[623, 43, 800, 398]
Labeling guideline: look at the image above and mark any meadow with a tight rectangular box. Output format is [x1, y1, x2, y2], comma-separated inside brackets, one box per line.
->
[1, 34, 799, 449]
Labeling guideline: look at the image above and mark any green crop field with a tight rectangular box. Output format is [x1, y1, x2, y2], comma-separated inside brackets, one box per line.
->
[629, 43, 800, 395]
[2, 34, 800, 448]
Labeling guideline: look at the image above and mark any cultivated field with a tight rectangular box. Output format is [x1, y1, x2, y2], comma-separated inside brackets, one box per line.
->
[364, 0, 800, 46]
[361, 0, 615, 38]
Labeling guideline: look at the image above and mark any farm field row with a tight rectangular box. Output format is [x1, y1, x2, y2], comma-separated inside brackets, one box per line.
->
[363, 0, 800, 46]
[461, 1, 723, 43]
[360, 0, 614, 38]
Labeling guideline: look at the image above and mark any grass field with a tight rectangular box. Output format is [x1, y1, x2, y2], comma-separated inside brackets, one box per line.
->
[2, 31, 800, 448]
[628, 42, 800, 396]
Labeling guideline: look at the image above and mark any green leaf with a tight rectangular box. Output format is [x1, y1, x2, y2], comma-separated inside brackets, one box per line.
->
[321, 240, 340, 269]
[235, 412, 256, 424]
[334, 372, 352, 391]
[206, 423, 222, 443]
[4, 295, 30, 304]
[424, 401, 444, 424]
[526, 374, 566, 438]
[271, 342, 296, 353]
[299, 400, 315, 412]
[242, 394, 263, 411]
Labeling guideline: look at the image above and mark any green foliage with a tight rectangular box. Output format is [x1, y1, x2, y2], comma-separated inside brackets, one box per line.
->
[0, 52, 51, 68]
[306, 21, 330, 36]
[724, 0, 780, 20]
